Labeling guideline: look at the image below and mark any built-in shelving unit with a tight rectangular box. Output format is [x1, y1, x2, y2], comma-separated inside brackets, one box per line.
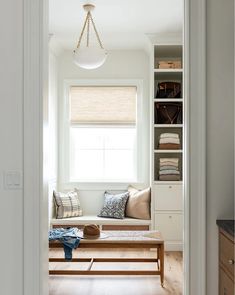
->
[151, 44, 183, 251]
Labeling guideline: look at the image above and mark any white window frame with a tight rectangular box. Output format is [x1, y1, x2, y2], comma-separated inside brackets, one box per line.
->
[59, 79, 144, 188]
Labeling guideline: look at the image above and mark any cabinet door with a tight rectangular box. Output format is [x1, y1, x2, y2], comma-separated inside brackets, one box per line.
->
[154, 184, 183, 211]
[154, 212, 183, 241]
[219, 232, 235, 279]
[219, 267, 235, 295]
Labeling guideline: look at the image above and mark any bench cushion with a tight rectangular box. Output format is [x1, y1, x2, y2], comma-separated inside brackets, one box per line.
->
[51, 215, 151, 226]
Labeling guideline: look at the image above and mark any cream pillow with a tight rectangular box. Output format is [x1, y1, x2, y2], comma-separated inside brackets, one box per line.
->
[53, 189, 83, 219]
[126, 186, 151, 220]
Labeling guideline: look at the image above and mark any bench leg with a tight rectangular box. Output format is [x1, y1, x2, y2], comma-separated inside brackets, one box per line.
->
[159, 243, 164, 287]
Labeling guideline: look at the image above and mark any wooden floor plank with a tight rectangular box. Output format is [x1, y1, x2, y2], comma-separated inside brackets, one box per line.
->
[49, 249, 183, 295]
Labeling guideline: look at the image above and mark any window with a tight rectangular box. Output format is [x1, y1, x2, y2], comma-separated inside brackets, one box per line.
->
[70, 126, 136, 181]
[67, 85, 138, 182]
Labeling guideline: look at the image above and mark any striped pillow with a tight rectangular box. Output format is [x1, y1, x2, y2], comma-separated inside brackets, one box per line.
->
[53, 189, 82, 219]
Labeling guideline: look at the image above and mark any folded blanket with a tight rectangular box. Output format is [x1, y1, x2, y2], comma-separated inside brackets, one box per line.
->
[49, 227, 80, 261]
[160, 133, 179, 139]
[159, 143, 180, 149]
[159, 138, 180, 144]
[159, 169, 180, 175]
[159, 174, 181, 181]
[160, 163, 179, 169]
[160, 165, 180, 171]
[160, 158, 179, 165]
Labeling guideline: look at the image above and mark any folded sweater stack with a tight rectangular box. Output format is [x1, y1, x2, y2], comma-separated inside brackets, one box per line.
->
[159, 158, 180, 181]
[158, 133, 180, 149]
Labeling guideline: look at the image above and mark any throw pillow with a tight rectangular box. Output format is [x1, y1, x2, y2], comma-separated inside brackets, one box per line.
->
[126, 186, 151, 220]
[98, 191, 129, 219]
[53, 189, 83, 219]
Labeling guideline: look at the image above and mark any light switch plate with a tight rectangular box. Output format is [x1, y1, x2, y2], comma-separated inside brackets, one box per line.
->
[4, 171, 23, 190]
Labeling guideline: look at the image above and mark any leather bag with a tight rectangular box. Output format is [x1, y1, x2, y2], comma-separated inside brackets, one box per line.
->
[156, 81, 181, 98]
[155, 103, 182, 124]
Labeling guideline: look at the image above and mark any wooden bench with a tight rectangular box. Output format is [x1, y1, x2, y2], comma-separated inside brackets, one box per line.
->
[51, 215, 151, 231]
[49, 230, 164, 287]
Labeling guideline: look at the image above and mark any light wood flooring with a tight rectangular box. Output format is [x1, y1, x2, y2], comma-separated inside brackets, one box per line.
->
[49, 249, 183, 295]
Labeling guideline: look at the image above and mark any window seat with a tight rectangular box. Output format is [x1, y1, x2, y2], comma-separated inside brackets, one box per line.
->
[51, 215, 151, 231]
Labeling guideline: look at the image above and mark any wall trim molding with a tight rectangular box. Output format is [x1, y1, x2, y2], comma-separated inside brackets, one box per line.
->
[23, 0, 41, 294]
[23, 0, 48, 294]
[184, 0, 206, 294]
[23, 0, 206, 294]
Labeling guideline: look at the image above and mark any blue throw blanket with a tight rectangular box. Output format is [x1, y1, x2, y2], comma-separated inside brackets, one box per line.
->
[49, 227, 80, 261]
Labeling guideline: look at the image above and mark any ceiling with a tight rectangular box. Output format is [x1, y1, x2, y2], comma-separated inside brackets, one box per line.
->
[49, 0, 183, 52]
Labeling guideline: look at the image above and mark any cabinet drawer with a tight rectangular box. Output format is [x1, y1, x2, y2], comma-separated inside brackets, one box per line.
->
[219, 267, 235, 295]
[154, 185, 183, 210]
[154, 212, 183, 241]
[219, 231, 235, 278]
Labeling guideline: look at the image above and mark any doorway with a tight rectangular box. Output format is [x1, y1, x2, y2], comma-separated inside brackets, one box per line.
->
[22, 0, 206, 294]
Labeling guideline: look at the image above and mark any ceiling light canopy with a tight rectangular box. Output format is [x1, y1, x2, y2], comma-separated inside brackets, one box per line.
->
[73, 4, 107, 70]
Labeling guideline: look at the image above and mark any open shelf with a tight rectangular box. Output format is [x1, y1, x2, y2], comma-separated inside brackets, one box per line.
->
[154, 71, 182, 81]
[154, 127, 183, 150]
[154, 45, 183, 69]
[154, 98, 183, 102]
[154, 152, 183, 182]
[154, 73, 183, 99]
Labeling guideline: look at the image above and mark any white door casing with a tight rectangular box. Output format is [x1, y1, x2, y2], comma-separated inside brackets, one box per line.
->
[23, 0, 206, 295]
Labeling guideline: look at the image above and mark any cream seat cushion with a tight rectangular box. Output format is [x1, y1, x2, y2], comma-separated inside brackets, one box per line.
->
[126, 186, 151, 220]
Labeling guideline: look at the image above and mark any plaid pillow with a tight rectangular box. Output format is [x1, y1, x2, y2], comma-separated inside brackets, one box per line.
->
[53, 189, 82, 219]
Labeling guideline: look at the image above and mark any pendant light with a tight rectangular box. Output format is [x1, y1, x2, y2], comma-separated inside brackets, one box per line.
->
[73, 4, 107, 70]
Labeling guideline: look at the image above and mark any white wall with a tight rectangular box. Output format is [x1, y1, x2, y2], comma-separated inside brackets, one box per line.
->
[206, 0, 234, 294]
[57, 50, 150, 214]
[48, 50, 58, 221]
[0, 1, 23, 294]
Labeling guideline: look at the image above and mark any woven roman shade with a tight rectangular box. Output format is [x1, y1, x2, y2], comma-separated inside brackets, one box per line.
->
[70, 86, 137, 125]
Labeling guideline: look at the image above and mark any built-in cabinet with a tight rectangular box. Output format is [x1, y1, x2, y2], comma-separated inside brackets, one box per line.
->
[217, 220, 235, 295]
[151, 44, 183, 250]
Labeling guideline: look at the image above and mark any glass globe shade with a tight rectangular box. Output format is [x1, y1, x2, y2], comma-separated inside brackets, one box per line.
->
[73, 47, 107, 69]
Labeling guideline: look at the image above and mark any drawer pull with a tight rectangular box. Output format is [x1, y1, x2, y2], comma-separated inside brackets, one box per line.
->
[169, 186, 172, 189]
[228, 259, 234, 265]
[169, 216, 172, 219]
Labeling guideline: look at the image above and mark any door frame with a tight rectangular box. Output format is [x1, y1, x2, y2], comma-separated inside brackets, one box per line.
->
[23, 0, 206, 294]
